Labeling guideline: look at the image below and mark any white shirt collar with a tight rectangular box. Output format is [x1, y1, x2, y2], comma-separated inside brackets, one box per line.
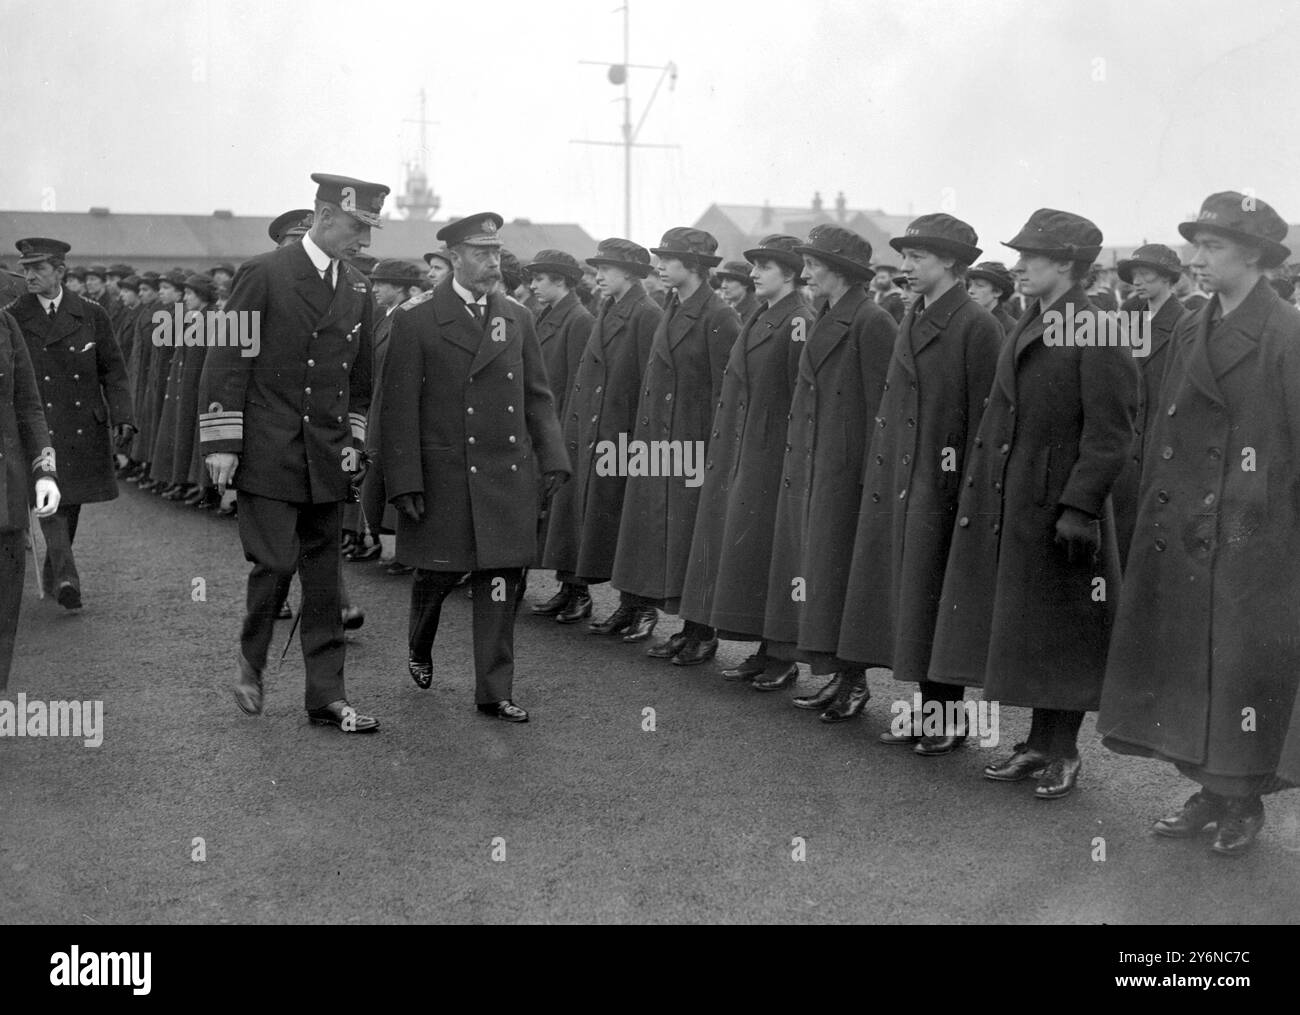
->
[300, 232, 333, 275]
[38, 288, 64, 313]
[452, 276, 487, 306]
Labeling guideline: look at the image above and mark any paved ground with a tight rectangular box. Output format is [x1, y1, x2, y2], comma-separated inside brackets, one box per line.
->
[2, 482, 1299, 924]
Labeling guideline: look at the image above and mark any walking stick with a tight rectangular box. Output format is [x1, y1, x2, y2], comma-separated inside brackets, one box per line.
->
[28, 509, 46, 599]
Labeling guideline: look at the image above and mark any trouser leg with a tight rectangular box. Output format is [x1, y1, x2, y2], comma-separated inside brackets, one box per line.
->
[237, 492, 303, 674]
[470, 568, 524, 705]
[0, 531, 26, 691]
[296, 501, 346, 709]
[39, 503, 81, 591]
[410, 569, 461, 664]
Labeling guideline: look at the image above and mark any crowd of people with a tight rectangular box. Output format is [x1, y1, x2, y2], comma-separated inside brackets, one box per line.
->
[3, 175, 1300, 860]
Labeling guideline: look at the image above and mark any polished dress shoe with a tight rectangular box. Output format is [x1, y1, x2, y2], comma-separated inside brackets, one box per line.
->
[477, 700, 529, 723]
[162, 484, 190, 501]
[672, 636, 718, 666]
[233, 656, 264, 716]
[339, 532, 358, 556]
[721, 655, 765, 681]
[531, 587, 572, 616]
[819, 673, 870, 723]
[345, 540, 382, 562]
[274, 601, 292, 621]
[621, 606, 659, 643]
[915, 733, 967, 757]
[556, 592, 593, 624]
[1211, 798, 1265, 857]
[793, 673, 843, 710]
[182, 486, 208, 506]
[307, 699, 380, 733]
[55, 581, 83, 611]
[589, 604, 635, 636]
[408, 654, 433, 690]
[983, 743, 1051, 782]
[1034, 756, 1082, 799]
[647, 631, 689, 659]
[1153, 790, 1228, 839]
[341, 605, 365, 630]
[879, 715, 922, 745]
[385, 560, 415, 576]
[136, 477, 159, 492]
[752, 663, 799, 692]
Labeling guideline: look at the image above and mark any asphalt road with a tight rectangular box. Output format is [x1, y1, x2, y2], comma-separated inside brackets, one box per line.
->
[3, 482, 1298, 924]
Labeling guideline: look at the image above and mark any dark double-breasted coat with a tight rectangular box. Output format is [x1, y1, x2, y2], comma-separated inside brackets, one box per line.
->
[1109, 294, 1186, 563]
[610, 281, 740, 609]
[837, 284, 1003, 678]
[927, 286, 1139, 711]
[0, 310, 58, 531]
[679, 291, 813, 637]
[534, 291, 593, 422]
[198, 240, 373, 504]
[542, 282, 661, 583]
[380, 279, 568, 572]
[9, 290, 132, 505]
[1100, 279, 1300, 777]
[763, 285, 896, 655]
[127, 299, 159, 461]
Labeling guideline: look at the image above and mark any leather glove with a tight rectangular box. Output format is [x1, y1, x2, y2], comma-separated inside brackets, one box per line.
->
[34, 477, 61, 518]
[112, 422, 137, 451]
[394, 493, 425, 523]
[1054, 506, 1101, 565]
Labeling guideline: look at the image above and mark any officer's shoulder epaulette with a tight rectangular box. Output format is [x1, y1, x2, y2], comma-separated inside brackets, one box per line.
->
[400, 290, 435, 311]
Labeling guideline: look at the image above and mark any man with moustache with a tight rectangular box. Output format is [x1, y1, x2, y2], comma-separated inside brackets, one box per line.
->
[547, 239, 663, 638]
[1108, 243, 1187, 563]
[382, 212, 568, 723]
[525, 249, 595, 622]
[929, 209, 1138, 800]
[764, 225, 896, 721]
[201, 173, 387, 734]
[838, 215, 1002, 753]
[610, 228, 740, 663]
[678, 235, 813, 688]
[8, 238, 134, 611]
[1100, 193, 1300, 856]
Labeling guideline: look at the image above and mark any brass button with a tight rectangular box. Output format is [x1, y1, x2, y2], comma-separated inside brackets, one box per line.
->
[1203, 493, 1215, 506]
[1208, 447, 1221, 460]
[1157, 490, 1170, 504]
[509, 436, 517, 444]
[305, 387, 312, 395]
[468, 437, 476, 445]
[470, 466, 478, 474]
[958, 516, 970, 527]
[467, 407, 474, 415]
[511, 464, 518, 472]
[1155, 537, 1167, 551]
[1161, 447, 1174, 460]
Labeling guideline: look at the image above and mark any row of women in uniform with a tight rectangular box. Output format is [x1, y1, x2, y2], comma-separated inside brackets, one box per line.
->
[520, 194, 1300, 859]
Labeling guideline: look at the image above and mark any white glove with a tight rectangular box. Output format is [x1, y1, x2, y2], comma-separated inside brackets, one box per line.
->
[34, 477, 61, 518]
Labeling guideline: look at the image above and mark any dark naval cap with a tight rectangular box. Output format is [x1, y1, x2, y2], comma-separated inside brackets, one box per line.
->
[890, 213, 982, 265]
[1178, 191, 1290, 269]
[15, 237, 72, 265]
[269, 209, 314, 244]
[1005, 209, 1103, 262]
[437, 212, 505, 248]
[310, 173, 390, 228]
[586, 237, 653, 277]
[525, 249, 584, 284]
[794, 224, 875, 280]
[651, 227, 723, 268]
[1117, 243, 1182, 284]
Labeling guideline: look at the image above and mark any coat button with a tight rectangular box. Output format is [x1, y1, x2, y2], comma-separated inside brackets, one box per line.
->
[713, 431, 719, 438]
[508, 406, 515, 413]
[1155, 537, 1167, 551]
[1208, 447, 1221, 460]
[77, 429, 83, 435]
[982, 397, 989, 408]
[75, 401, 81, 407]
[975, 437, 983, 448]
[665, 392, 673, 402]
[468, 437, 476, 445]
[783, 478, 790, 487]
[958, 516, 970, 527]
[999, 443, 1009, 454]
[595, 386, 602, 394]
[875, 454, 884, 465]
[467, 407, 474, 415]
[1199, 537, 1211, 550]
[507, 372, 514, 380]
[470, 466, 478, 474]
[303, 415, 310, 422]
[642, 418, 648, 425]
[342, 362, 348, 370]
[308, 359, 315, 367]
[592, 415, 599, 423]
[509, 435, 517, 444]
[907, 418, 915, 427]
[1168, 405, 1177, 416]
[73, 374, 79, 380]
[510, 464, 518, 472]
[871, 492, 880, 503]
[901, 454, 910, 465]
[1157, 490, 1170, 503]
[1203, 492, 1215, 506]
[966, 477, 974, 487]
[44, 376, 50, 382]
[883, 382, 890, 391]
[588, 442, 595, 449]
[1161, 447, 1174, 460]
[898, 489, 907, 499]
[305, 387, 312, 394]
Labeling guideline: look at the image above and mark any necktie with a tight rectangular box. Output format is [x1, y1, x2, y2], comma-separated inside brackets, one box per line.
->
[322, 260, 335, 292]
[47, 303, 57, 320]
[468, 301, 484, 323]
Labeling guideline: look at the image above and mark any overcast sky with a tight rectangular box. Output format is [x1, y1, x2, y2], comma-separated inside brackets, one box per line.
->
[2, 0, 1298, 262]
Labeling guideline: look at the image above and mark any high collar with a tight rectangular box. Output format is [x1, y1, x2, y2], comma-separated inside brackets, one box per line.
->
[452, 276, 488, 306]
[37, 287, 64, 313]
[300, 232, 333, 274]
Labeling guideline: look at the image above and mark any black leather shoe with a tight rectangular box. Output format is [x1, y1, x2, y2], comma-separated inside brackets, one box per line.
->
[1153, 791, 1228, 839]
[385, 560, 415, 576]
[621, 607, 659, 643]
[408, 654, 433, 690]
[233, 656, 264, 716]
[1211, 799, 1265, 857]
[307, 699, 380, 733]
[161, 484, 188, 501]
[984, 743, 1050, 782]
[531, 587, 571, 616]
[752, 663, 799, 691]
[1034, 756, 1082, 799]
[793, 673, 843, 710]
[672, 636, 718, 666]
[345, 540, 382, 562]
[915, 733, 967, 757]
[182, 486, 208, 506]
[647, 631, 688, 659]
[722, 654, 766, 681]
[589, 604, 635, 636]
[55, 581, 83, 611]
[556, 592, 593, 624]
[477, 700, 529, 723]
[341, 606, 365, 630]
[819, 673, 870, 723]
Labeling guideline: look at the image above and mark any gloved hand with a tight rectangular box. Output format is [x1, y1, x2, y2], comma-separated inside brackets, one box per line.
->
[1054, 506, 1100, 564]
[394, 493, 425, 523]
[34, 477, 61, 518]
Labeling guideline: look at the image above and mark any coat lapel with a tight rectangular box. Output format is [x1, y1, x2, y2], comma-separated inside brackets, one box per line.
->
[47, 291, 87, 346]
[1185, 278, 1273, 403]
[667, 283, 709, 352]
[469, 291, 516, 376]
[909, 282, 967, 359]
[289, 241, 331, 321]
[537, 291, 578, 348]
[806, 285, 866, 374]
[315, 261, 367, 333]
[432, 280, 484, 359]
[10, 294, 52, 343]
